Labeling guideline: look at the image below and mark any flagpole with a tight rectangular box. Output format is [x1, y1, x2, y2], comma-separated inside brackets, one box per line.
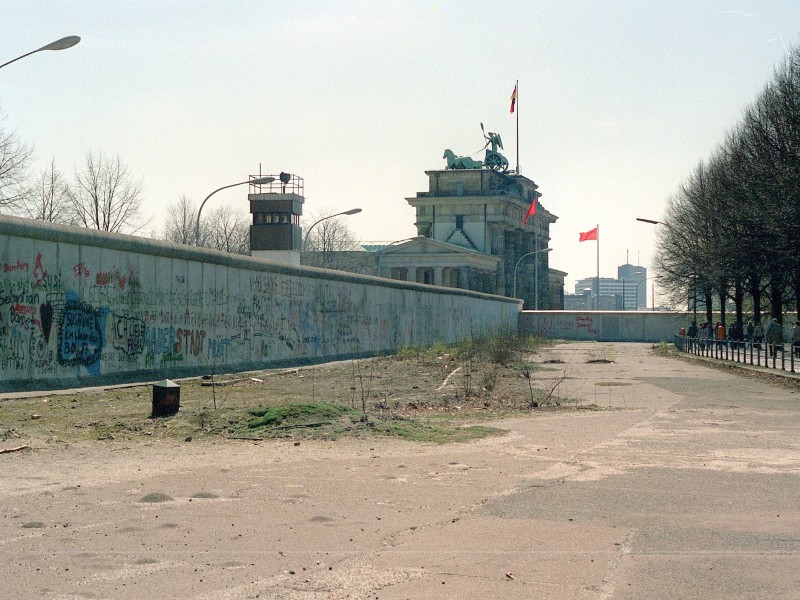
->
[595, 224, 600, 310]
[515, 79, 520, 174]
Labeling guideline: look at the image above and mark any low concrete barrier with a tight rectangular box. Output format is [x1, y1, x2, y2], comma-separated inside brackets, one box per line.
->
[519, 310, 688, 342]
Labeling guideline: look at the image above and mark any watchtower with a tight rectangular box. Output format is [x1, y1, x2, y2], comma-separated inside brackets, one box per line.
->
[249, 172, 304, 264]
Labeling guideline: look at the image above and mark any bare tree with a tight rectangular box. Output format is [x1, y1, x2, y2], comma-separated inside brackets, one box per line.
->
[70, 151, 147, 233]
[655, 42, 800, 324]
[21, 158, 73, 223]
[202, 205, 250, 255]
[164, 195, 197, 245]
[303, 210, 359, 268]
[0, 110, 32, 210]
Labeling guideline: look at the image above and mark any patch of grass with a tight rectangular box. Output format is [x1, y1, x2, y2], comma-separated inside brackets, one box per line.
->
[247, 402, 360, 429]
[396, 341, 452, 362]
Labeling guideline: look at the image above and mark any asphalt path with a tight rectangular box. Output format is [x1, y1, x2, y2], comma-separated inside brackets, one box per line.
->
[1, 342, 798, 599]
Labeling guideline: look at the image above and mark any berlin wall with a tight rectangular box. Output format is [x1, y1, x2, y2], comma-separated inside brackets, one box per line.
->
[519, 310, 689, 343]
[0, 216, 520, 392]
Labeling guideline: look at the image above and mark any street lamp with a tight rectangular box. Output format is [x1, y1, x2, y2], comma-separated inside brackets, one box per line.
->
[303, 208, 362, 252]
[637, 217, 692, 313]
[0, 36, 81, 70]
[195, 176, 275, 246]
[513, 247, 552, 308]
[635, 217, 664, 226]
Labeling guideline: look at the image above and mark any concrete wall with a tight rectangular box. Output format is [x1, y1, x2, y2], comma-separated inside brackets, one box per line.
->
[519, 310, 689, 343]
[0, 216, 520, 392]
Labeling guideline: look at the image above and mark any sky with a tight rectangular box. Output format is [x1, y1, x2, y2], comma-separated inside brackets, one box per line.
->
[3, 1, 800, 306]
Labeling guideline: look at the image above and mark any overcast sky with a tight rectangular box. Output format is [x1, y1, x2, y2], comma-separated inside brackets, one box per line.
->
[3, 1, 799, 305]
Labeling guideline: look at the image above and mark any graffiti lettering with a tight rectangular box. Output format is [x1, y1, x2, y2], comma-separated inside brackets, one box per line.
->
[0, 290, 40, 306]
[174, 328, 206, 357]
[112, 314, 146, 356]
[95, 271, 114, 285]
[143, 326, 175, 356]
[73, 263, 90, 278]
[95, 270, 128, 290]
[207, 338, 230, 362]
[4, 260, 29, 273]
[57, 296, 108, 369]
[576, 316, 599, 334]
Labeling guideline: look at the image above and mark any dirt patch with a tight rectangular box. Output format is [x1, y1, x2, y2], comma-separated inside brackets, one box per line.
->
[0, 337, 591, 448]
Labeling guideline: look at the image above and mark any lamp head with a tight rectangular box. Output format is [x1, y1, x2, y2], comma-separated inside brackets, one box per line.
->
[40, 36, 81, 52]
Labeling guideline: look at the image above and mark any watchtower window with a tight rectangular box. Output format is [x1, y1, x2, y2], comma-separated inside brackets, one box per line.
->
[455, 215, 464, 229]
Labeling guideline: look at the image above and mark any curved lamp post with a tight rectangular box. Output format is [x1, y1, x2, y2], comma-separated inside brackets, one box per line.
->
[637, 216, 692, 314]
[635, 217, 665, 227]
[303, 208, 362, 252]
[513, 247, 552, 308]
[195, 176, 275, 246]
[0, 36, 81, 70]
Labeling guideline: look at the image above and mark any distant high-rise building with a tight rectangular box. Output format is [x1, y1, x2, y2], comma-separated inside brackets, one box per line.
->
[570, 264, 647, 310]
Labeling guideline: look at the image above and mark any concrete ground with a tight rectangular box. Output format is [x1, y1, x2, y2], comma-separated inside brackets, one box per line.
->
[1, 342, 799, 599]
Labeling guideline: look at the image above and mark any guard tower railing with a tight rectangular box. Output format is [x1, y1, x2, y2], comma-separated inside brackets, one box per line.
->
[249, 173, 304, 196]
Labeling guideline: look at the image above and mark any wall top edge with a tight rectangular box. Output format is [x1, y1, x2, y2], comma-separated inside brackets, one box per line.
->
[0, 214, 521, 306]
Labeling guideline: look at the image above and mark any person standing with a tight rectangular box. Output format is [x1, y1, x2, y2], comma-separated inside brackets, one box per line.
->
[792, 320, 800, 358]
[753, 319, 764, 349]
[687, 321, 698, 351]
[765, 318, 782, 359]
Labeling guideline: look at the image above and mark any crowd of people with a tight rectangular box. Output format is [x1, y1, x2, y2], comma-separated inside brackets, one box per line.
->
[681, 318, 800, 359]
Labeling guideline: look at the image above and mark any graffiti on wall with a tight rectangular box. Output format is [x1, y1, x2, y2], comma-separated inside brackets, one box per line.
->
[0, 237, 517, 388]
[530, 314, 600, 339]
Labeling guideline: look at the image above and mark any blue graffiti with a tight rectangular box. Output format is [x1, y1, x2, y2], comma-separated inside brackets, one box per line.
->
[57, 291, 108, 375]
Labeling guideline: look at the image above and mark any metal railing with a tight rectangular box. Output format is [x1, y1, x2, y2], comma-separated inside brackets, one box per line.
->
[674, 335, 800, 374]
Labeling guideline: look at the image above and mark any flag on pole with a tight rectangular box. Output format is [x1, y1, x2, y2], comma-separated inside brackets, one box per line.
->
[522, 198, 536, 225]
[579, 227, 598, 242]
[510, 83, 517, 113]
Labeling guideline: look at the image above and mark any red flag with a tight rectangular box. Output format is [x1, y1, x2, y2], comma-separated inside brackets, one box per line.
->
[579, 227, 598, 242]
[510, 84, 517, 113]
[522, 198, 536, 224]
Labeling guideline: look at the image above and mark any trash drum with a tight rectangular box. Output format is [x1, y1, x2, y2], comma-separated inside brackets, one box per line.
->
[152, 379, 180, 417]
